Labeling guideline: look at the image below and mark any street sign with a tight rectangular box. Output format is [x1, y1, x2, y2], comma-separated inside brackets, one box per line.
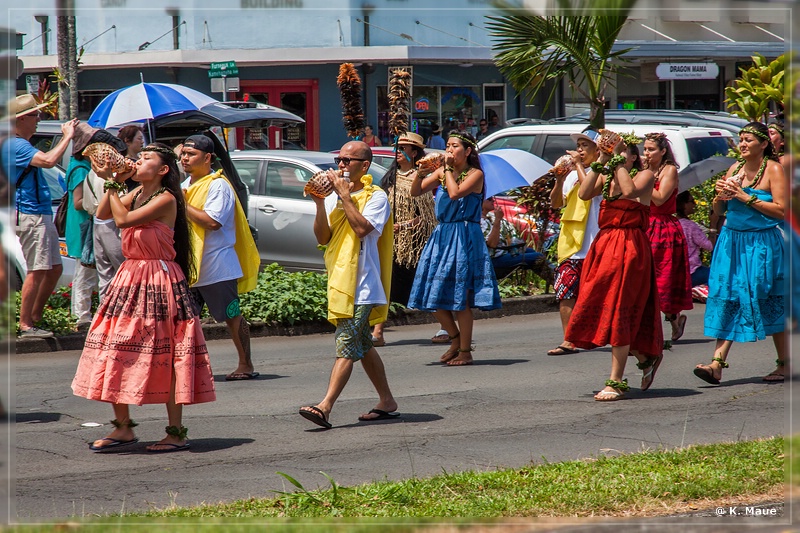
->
[208, 60, 238, 78]
[210, 77, 240, 93]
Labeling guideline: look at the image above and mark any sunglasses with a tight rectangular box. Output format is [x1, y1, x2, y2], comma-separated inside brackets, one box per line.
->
[334, 157, 367, 165]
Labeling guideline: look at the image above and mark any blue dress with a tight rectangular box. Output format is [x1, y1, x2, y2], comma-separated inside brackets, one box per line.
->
[704, 188, 785, 341]
[408, 188, 501, 312]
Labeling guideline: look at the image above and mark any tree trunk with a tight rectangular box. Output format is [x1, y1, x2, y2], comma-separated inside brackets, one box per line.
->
[67, 15, 78, 118]
[56, 0, 77, 120]
[56, 15, 68, 120]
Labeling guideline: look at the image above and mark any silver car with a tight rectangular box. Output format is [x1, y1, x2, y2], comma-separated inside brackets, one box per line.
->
[230, 150, 387, 271]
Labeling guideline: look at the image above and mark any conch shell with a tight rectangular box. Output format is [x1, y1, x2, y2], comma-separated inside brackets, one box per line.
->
[596, 129, 623, 155]
[551, 155, 575, 177]
[303, 171, 335, 198]
[82, 143, 136, 173]
[715, 171, 744, 200]
[416, 152, 445, 175]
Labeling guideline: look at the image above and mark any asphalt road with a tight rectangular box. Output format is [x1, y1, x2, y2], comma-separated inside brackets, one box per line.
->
[9, 306, 793, 522]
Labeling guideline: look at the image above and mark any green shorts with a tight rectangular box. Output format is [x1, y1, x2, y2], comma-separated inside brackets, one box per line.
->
[334, 304, 375, 361]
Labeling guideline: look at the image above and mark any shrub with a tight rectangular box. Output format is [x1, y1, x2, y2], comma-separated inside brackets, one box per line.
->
[239, 263, 329, 325]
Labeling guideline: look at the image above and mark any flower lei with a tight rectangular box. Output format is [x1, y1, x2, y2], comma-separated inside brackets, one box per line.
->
[732, 156, 768, 190]
[590, 155, 627, 201]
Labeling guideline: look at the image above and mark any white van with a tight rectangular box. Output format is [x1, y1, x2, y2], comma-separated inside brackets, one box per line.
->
[478, 123, 736, 169]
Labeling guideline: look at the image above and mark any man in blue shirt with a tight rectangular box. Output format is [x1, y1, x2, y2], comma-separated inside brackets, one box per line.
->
[8, 94, 77, 337]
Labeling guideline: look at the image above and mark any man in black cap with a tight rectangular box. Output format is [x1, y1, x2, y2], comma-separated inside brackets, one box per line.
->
[180, 134, 260, 381]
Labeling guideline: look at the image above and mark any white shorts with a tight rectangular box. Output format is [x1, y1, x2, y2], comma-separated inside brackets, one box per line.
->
[16, 213, 62, 271]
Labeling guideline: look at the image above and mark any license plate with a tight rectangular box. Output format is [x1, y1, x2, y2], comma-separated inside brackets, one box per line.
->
[59, 241, 68, 257]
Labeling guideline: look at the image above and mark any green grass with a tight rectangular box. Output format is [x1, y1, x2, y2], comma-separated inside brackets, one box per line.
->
[10, 436, 786, 531]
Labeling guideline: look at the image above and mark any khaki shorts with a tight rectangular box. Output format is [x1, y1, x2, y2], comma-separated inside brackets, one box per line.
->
[16, 213, 62, 271]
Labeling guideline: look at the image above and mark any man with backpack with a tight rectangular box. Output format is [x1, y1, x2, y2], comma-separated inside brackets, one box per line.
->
[5, 94, 77, 337]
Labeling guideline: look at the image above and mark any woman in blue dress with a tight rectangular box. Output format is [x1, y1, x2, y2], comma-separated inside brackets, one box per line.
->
[694, 122, 787, 384]
[408, 132, 501, 366]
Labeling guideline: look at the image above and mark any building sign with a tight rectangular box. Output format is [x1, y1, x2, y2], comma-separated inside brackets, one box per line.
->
[415, 97, 429, 112]
[656, 63, 719, 80]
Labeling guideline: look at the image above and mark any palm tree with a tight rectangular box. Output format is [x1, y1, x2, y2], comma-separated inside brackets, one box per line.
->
[56, 0, 78, 119]
[487, 0, 637, 130]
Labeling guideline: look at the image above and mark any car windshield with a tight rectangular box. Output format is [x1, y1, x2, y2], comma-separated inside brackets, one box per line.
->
[686, 137, 735, 163]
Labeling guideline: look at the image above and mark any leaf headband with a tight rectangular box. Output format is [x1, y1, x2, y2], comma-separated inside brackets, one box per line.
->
[621, 132, 643, 147]
[448, 133, 477, 148]
[768, 123, 784, 137]
[739, 126, 769, 142]
[141, 144, 178, 160]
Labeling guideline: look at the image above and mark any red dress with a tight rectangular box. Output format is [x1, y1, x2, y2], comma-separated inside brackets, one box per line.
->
[72, 221, 216, 406]
[647, 185, 693, 315]
[565, 199, 663, 357]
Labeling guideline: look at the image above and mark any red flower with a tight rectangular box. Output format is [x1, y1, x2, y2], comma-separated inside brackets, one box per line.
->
[62, 292, 70, 298]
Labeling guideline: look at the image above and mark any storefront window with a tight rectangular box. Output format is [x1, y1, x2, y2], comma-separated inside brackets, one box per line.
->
[377, 85, 483, 145]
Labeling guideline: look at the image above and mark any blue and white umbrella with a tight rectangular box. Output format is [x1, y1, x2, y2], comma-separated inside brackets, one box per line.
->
[88, 82, 218, 129]
[478, 148, 552, 198]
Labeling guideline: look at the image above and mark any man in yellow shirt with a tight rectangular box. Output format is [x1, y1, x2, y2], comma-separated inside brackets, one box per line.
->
[298, 141, 398, 429]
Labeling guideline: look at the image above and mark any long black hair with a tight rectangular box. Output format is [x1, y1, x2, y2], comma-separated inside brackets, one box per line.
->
[140, 142, 195, 282]
[448, 132, 482, 170]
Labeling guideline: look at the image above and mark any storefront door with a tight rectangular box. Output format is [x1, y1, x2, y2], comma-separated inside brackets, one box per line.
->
[238, 80, 319, 151]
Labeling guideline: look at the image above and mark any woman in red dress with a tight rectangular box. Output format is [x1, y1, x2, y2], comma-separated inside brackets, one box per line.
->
[643, 133, 693, 341]
[72, 143, 215, 453]
[565, 138, 663, 401]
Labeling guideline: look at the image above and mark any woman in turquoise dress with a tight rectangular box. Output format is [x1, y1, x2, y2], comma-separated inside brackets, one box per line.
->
[694, 122, 787, 384]
[409, 132, 501, 366]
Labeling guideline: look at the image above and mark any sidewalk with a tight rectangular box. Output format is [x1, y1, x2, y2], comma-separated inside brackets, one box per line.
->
[14, 294, 558, 354]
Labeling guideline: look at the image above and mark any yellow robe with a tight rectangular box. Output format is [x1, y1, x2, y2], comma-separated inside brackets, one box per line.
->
[184, 170, 260, 293]
[325, 174, 394, 326]
[556, 181, 591, 262]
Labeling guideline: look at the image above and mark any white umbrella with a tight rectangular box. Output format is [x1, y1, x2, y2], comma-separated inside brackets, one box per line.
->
[87, 82, 218, 129]
[479, 149, 552, 198]
[678, 156, 736, 193]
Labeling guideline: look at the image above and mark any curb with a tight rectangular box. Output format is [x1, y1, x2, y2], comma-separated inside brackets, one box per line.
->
[15, 294, 558, 354]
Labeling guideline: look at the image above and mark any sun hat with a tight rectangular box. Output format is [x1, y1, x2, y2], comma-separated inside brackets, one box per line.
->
[397, 132, 425, 149]
[7, 94, 49, 118]
[72, 122, 100, 156]
[431, 124, 443, 134]
[569, 128, 600, 145]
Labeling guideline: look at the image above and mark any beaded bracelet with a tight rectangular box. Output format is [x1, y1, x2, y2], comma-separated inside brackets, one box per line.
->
[103, 180, 125, 192]
[745, 194, 759, 207]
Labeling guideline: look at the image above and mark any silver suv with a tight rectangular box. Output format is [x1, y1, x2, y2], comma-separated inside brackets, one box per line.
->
[230, 150, 387, 271]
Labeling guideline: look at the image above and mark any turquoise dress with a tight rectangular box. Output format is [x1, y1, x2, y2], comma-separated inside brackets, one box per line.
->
[408, 188, 501, 312]
[65, 158, 91, 259]
[704, 188, 785, 341]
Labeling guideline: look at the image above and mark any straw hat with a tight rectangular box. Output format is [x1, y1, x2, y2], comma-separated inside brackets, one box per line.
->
[7, 94, 49, 118]
[397, 132, 425, 149]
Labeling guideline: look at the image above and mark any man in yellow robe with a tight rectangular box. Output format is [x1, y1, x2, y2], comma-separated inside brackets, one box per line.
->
[547, 128, 601, 356]
[180, 134, 260, 381]
[299, 141, 398, 429]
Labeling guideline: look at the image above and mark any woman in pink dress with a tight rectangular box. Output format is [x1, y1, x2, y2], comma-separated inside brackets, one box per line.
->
[643, 133, 693, 342]
[72, 143, 215, 453]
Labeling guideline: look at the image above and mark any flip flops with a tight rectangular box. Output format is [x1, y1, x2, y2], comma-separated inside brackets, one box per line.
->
[371, 336, 386, 347]
[640, 355, 663, 392]
[547, 345, 579, 356]
[358, 409, 400, 422]
[225, 371, 260, 381]
[671, 314, 687, 341]
[89, 437, 139, 452]
[693, 365, 721, 385]
[299, 405, 332, 429]
[146, 442, 190, 453]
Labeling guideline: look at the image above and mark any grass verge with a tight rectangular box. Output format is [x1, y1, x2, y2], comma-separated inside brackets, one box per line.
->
[10, 435, 788, 531]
